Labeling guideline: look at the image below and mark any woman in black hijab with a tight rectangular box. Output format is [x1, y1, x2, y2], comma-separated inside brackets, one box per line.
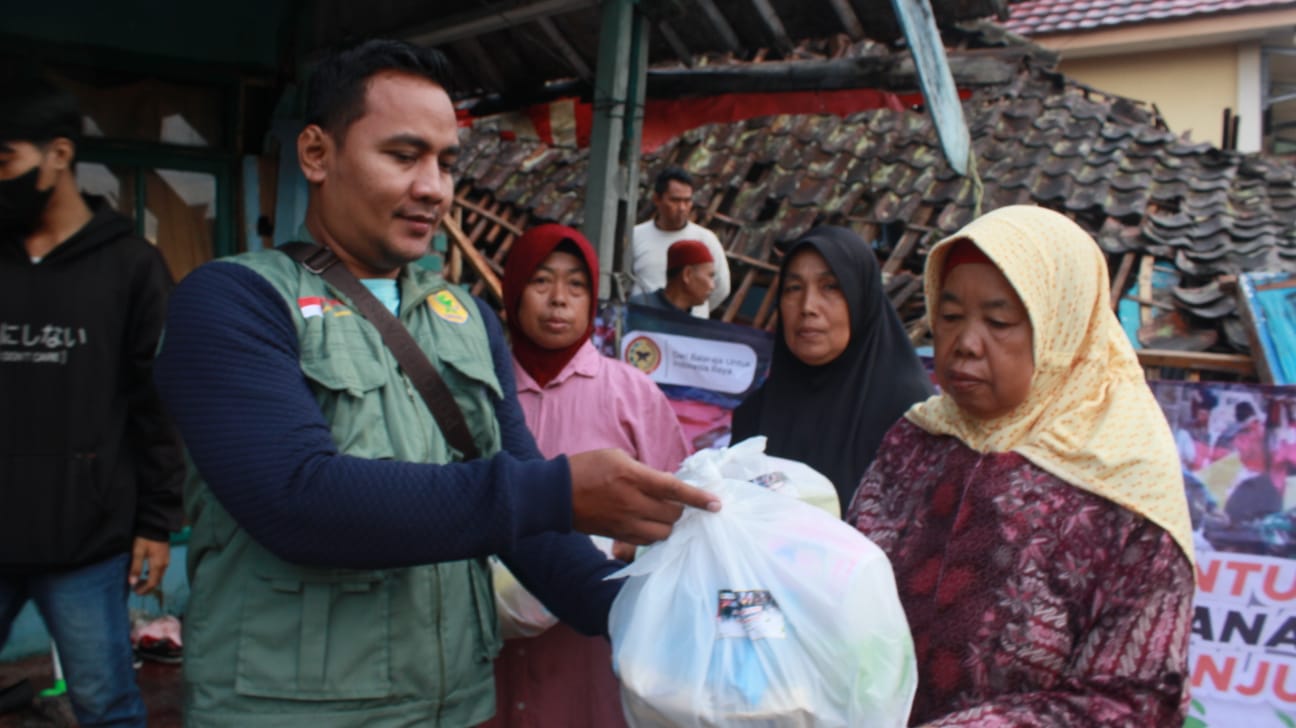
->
[732, 226, 932, 513]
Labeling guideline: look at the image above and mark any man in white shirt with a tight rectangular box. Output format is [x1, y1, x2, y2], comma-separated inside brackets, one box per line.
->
[631, 167, 730, 317]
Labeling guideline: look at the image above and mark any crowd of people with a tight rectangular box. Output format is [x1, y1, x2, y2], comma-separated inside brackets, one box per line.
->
[1175, 386, 1296, 555]
[0, 37, 1197, 728]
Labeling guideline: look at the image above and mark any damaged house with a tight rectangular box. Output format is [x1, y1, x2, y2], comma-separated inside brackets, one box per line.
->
[444, 8, 1296, 382]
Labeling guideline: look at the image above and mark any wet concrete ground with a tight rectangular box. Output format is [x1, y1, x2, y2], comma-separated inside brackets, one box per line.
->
[0, 653, 181, 727]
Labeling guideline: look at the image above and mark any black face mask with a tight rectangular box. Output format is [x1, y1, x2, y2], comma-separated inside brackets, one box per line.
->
[0, 166, 55, 238]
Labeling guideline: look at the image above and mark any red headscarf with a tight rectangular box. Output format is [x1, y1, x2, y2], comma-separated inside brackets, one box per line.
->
[940, 239, 995, 283]
[502, 224, 600, 387]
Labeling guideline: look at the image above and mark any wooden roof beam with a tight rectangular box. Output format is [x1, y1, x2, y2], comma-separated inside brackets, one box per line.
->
[827, 0, 865, 40]
[694, 0, 742, 54]
[405, 0, 598, 47]
[536, 16, 593, 80]
[751, 0, 794, 55]
[657, 20, 695, 68]
[456, 37, 511, 97]
[442, 216, 503, 303]
[643, 52, 1016, 96]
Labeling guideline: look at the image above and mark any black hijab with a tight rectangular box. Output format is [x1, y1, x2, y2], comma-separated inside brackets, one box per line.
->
[732, 226, 933, 513]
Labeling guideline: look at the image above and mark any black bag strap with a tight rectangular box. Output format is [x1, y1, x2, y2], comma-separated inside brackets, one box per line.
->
[281, 242, 481, 460]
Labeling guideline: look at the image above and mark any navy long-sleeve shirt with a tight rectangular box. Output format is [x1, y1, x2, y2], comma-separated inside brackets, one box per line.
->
[154, 261, 620, 635]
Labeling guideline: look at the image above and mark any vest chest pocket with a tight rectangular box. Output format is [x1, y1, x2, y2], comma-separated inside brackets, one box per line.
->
[234, 568, 392, 700]
[427, 334, 503, 461]
[432, 331, 501, 400]
[298, 311, 390, 390]
[298, 318, 396, 459]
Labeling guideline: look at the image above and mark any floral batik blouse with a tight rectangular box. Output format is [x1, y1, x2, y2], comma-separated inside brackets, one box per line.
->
[848, 419, 1194, 727]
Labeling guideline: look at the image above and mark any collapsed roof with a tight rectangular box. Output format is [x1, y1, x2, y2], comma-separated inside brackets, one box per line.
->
[447, 30, 1296, 361]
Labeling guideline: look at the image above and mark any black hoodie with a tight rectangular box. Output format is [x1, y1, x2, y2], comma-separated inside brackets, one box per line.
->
[0, 196, 183, 571]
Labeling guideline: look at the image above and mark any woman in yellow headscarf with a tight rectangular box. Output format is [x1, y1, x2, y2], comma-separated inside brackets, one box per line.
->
[848, 205, 1194, 726]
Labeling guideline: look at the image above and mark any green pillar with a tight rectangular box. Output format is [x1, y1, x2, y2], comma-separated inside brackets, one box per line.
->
[582, 0, 647, 300]
[619, 10, 648, 279]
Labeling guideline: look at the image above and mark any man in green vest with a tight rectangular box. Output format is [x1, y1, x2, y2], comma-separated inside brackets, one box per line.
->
[154, 39, 719, 727]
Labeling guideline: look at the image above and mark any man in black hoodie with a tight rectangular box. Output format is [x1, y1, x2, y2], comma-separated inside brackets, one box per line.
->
[0, 78, 183, 727]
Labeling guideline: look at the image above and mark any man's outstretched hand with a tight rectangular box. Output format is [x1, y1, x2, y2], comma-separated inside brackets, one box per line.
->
[568, 449, 720, 545]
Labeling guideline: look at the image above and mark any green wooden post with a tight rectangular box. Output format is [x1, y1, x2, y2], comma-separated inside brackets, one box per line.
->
[617, 9, 648, 281]
[582, 0, 646, 301]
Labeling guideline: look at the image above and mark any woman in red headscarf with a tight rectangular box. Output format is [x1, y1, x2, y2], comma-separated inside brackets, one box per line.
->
[482, 224, 690, 728]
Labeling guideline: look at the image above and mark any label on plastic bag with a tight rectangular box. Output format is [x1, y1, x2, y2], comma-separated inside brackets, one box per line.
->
[716, 589, 786, 640]
[750, 470, 789, 492]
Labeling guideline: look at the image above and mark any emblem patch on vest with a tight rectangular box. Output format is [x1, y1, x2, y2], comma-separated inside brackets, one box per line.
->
[428, 290, 470, 324]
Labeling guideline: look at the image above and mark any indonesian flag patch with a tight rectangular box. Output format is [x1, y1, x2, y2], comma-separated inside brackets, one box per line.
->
[297, 296, 345, 319]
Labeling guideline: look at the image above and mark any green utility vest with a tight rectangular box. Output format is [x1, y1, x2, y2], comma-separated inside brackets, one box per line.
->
[183, 250, 504, 727]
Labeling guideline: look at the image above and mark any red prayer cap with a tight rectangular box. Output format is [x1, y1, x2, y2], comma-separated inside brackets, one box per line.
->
[667, 239, 713, 272]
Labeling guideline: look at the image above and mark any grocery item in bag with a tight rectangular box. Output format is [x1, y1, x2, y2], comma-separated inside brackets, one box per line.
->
[609, 438, 915, 727]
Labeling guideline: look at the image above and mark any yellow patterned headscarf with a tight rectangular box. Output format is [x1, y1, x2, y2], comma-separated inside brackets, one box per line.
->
[907, 205, 1194, 563]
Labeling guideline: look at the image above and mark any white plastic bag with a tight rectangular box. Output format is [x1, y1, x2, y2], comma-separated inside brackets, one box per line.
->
[725, 438, 840, 518]
[609, 438, 916, 728]
[491, 556, 558, 640]
[493, 536, 616, 640]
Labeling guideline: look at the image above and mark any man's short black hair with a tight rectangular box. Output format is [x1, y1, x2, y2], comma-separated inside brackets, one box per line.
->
[0, 77, 81, 146]
[654, 166, 694, 196]
[305, 39, 455, 141]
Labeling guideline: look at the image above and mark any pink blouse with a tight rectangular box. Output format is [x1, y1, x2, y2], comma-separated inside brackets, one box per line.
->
[513, 341, 690, 471]
[482, 341, 689, 728]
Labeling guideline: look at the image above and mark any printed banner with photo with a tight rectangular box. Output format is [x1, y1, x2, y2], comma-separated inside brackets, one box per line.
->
[598, 303, 774, 451]
[1154, 380, 1296, 727]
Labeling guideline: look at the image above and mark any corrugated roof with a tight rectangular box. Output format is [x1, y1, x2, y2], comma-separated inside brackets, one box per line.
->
[1002, 0, 1296, 36]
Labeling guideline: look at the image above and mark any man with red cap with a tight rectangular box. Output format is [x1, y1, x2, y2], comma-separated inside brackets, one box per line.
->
[629, 239, 716, 317]
[630, 167, 730, 317]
